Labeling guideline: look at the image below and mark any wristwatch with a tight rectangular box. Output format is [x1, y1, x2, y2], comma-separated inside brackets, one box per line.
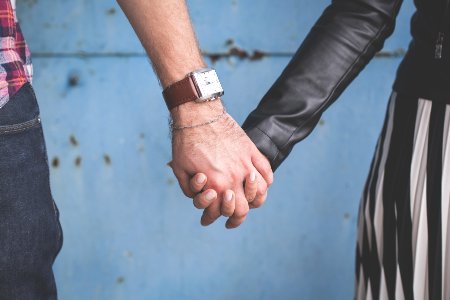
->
[162, 68, 224, 110]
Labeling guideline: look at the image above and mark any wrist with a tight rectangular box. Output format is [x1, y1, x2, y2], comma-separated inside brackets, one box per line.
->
[160, 61, 206, 89]
[170, 98, 224, 124]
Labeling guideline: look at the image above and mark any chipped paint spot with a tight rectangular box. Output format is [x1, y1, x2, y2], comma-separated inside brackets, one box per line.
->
[52, 157, 59, 168]
[69, 135, 79, 146]
[106, 7, 116, 15]
[250, 50, 266, 61]
[229, 47, 249, 59]
[103, 154, 111, 165]
[75, 156, 82, 167]
[319, 119, 325, 126]
[206, 47, 267, 64]
[208, 54, 221, 64]
[224, 38, 234, 47]
[343, 213, 350, 220]
[68, 73, 80, 87]
[116, 276, 125, 284]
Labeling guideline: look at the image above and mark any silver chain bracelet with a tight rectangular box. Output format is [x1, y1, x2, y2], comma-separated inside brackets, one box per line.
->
[170, 109, 227, 131]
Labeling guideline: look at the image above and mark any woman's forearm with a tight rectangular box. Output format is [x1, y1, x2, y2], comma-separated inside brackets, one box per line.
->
[242, 0, 403, 171]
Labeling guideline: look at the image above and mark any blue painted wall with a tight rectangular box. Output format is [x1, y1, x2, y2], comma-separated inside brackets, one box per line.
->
[17, 0, 415, 299]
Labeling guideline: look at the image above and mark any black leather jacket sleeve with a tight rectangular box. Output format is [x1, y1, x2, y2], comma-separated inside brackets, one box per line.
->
[241, 0, 403, 171]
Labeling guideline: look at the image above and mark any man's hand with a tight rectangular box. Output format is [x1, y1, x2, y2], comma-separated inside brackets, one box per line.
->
[168, 100, 273, 228]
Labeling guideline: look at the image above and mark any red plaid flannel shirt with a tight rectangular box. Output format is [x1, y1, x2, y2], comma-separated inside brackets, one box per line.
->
[0, 0, 32, 109]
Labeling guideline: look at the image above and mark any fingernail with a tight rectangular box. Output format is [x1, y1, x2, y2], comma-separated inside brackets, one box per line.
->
[205, 190, 215, 201]
[250, 171, 256, 182]
[225, 190, 233, 201]
[196, 174, 206, 184]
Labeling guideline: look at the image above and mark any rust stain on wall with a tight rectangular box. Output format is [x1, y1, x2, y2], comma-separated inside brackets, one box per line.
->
[51, 157, 59, 168]
[206, 47, 267, 64]
[68, 73, 80, 87]
[106, 8, 116, 15]
[116, 276, 125, 284]
[69, 135, 79, 146]
[75, 156, 82, 167]
[103, 154, 112, 165]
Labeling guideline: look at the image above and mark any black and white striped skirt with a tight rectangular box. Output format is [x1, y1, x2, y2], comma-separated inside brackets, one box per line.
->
[355, 92, 450, 300]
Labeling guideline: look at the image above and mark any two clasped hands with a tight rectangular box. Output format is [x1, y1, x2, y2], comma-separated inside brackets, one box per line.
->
[167, 98, 274, 229]
[117, 0, 274, 229]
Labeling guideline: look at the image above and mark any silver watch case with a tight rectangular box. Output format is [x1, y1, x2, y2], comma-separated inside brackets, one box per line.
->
[189, 68, 224, 102]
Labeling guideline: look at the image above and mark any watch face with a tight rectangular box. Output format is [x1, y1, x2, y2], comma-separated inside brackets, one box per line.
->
[191, 69, 224, 100]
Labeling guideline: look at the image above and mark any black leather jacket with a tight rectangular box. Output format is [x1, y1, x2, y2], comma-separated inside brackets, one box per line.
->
[241, 0, 450, 171]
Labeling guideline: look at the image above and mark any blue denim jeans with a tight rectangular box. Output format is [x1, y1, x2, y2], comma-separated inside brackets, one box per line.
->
[0, 83, 63, 299]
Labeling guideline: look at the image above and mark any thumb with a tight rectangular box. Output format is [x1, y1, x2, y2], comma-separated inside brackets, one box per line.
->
[251, 150, 273, 186]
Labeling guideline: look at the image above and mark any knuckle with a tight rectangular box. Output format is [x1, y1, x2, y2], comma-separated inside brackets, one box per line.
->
[221, 209, 232, 217]
[259, 196, 267, 205]
[257, 176, 267, 190]
[256, 187, 266, 197]
[257, 157, 271, 172]
[262, 164, 272, 176]
[228, 171, 241, 184]
[213, 185, 227, 194]
[245, 194, 255, 202]
[244, 205, 250, 215]
[252, 198, 265, 208]
[234, 208, 249, 219]
[209, 176, 230, 192]
[233, 211, 245, 219]
[250, 202, 260, 209]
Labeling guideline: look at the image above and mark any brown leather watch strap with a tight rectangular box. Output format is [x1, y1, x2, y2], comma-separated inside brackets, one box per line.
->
[162, 76, 199, 111]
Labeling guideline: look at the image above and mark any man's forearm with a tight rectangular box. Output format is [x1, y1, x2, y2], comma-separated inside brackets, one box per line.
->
[117, 0, 223, 120]
[117, 0, 204, 88]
